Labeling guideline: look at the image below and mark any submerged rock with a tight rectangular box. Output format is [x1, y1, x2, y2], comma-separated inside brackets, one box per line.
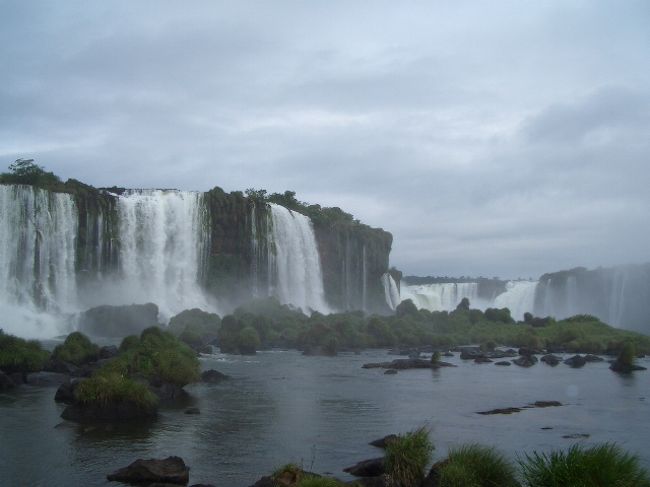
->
[201, 369, 229, 383]
[609, 361, 647, 373]
[369, 434, 398, 448]
[106, 456, 189, 485]
[564, 355, 587, 368]
[512, 355, 538, 367]
[362, 358, 455, 370]
[541, 354, 560, 366]
[343, 457, 385, 477]
[494, 361, 511, 366]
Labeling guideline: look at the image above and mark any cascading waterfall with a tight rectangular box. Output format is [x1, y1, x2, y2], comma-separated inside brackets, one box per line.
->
[0, 185, 78, 337]
[493, 281, 538, 320]
[268, 203, 329, 313]
[400, 282, 482, 312]
[381, 273, 400, 310]
[113, 190, 212, 320]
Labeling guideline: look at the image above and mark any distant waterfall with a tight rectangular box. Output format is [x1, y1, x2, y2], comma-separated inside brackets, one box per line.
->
[400, 282, 482, 311]
[268, 203, 329, 313]
[0, 185, 78, 336]
[114, 190, 212, 320]
[493, 281, 538, 320]
[381, 273, 400, 310]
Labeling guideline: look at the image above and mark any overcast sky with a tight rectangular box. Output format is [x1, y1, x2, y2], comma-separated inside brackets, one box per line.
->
[1, 1, 649, 279]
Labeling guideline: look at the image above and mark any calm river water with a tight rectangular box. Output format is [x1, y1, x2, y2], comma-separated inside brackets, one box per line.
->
[1, 350, 648, 486]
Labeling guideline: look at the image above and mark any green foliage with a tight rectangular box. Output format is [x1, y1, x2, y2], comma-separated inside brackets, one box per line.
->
[103, 327, 199, 386]
[439, 444, 519, 487]
[296, 477, 345, 487]
[0, 159, 61, 187]
[239, 326, 261, 354]
[618, 342, 636, 367]
[74, 373, 158, 411]
[0, 330, 50, 373]
[456, 297, 471, 311]
[519, 443, 650, 487]
[52, 332, 99, 365]
[385, 427, 433, 487]
[396, 299, 419, 318]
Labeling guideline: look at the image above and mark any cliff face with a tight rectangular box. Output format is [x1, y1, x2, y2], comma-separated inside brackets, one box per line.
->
[314, 221, 392, 313]
[1, 181, 392, 314]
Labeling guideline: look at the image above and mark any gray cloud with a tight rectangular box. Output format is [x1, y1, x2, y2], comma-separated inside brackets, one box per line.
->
[1, 0, 649, 278]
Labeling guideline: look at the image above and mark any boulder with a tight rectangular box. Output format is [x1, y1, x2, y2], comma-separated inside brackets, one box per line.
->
[383, 369, 397, 375]
[43, 358, 80, 376]
[512, 355, 538, 367]
[106, 456, 189, 485]
[78, 303, 159, 338]
[494, 361, 511, 366]
[584, 354, 604, 362]
[343, 458, 385, 477]
[362, 359, 456, 370]
[477, 407, 522, 415]
[541, 354, 560, 366]
[564, 355, 587, 368]
[55, 379, 85, 404]
[369, 434, 398, 448]
[609, 361, 647, 373]
[201, 369, 229, 384]
[0, 371, 15, 390]
[518, 347, 542, 356]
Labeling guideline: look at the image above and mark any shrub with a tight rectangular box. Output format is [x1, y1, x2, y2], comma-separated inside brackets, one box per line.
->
[0, 330, 50, 373]
[296, 477, 344, 487]
[519, 443, 650, 487]
[52, 332, 99, 365]
[618, 343, 636, 367]
[385, 427, 433, 487]
[239, 326, 261, 354]
[103, 327, 199, 386]
[74, 373, 158, 411]
[439, 444, 519, 487]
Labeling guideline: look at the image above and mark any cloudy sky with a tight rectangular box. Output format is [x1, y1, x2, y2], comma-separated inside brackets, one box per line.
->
[1, 1, 649, 278]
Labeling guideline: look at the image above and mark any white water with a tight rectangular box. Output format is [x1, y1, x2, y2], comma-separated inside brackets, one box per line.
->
[268, 203, 329, 314]
[493, 280, 538, 320]
[381, 273, 400, 310]
[400, 282, 484, 311]
[398, 280, 538, 320]
[0, 185, 78, 337]
[109, 190, 213, 320]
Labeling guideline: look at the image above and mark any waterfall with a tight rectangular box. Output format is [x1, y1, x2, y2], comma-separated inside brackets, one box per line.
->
[493, 281, 538, 320]
[112, 190, 212, 320]
[268, 203, 329, 313]
[400, 282, 482, 311]
[0, 185, 78, 337]
[381, 273, 401, 310]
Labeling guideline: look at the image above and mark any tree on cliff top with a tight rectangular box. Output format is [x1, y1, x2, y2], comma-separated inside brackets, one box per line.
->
[0, 159, 61, 186]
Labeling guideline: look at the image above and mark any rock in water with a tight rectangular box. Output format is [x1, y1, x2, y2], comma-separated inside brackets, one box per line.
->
[369, 434, 398, 448]
[78, 303, 159, 338]
[200, 369, 229, 383]
[343, 458, 386, 477]
[106, 456, 189, 484]
[564, 355, 587, 368]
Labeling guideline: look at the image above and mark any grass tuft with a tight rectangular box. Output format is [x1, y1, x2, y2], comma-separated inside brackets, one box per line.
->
[439, 444, 519, 487]
[385, 427, 433, 487]
[519, 443, 650, 487]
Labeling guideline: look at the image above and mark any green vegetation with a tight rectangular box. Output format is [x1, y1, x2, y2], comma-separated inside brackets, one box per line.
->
[0, 330, 50, 373]
[296, 477, 345, 487]
[384, 427, 433, 487]
[0, 159, 62, 187]
[74, 373, 158, 411]
[617, 342, 636, 368]
[101, 327, 199, 386]
[51, 332, 99, 365]
[439, 444, 519, 487]
[519, 443, 650, 487]
[215, 298, 650, 356]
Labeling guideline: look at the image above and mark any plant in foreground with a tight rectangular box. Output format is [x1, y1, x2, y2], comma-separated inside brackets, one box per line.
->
[385, 427, 433, 487]
[438, 444, 519, 487]
[518, 443, 650, 487]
